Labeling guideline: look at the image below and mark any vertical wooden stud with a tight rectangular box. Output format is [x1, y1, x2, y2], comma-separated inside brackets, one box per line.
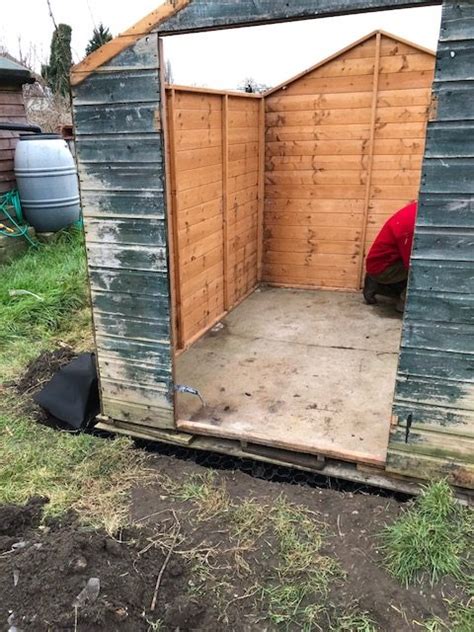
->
[357, 31, 382, 289]
[222, 94, 230, 310]
[166, 86, 184, 350]
[257, 97, 265, 282]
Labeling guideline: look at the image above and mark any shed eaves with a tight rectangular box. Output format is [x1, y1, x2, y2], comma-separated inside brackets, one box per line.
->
[0, 54, 34, 85]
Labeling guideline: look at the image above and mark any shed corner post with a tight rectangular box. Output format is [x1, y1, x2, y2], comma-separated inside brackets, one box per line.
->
[158, 36, 181, 416]
[257, 96, 265, 283]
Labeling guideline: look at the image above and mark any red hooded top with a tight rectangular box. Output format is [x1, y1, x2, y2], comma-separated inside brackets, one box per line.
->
[366, 201, 417, 276]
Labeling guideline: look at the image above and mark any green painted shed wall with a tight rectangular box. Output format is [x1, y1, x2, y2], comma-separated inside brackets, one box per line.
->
[72, 33, 175, 430]
[388, 0, 474, 488]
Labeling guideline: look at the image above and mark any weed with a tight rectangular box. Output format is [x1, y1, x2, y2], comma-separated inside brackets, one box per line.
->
[145, 618, 164, 632]
[382, 480, 472, 586]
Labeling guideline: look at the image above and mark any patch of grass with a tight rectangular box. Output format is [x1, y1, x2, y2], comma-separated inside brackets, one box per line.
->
[420, 598, 474, 632]
[166, 475, 341, 630]
[331, 609, 378, 632]
[260, 583, 321, 629]
[382, 480, 472, 586]
[260, 498, 341, 630]
[230, 498, 268, 545]
[160, 471, 231, 519]
[0, 404, 152, 532]
[0, 228, 89, 380]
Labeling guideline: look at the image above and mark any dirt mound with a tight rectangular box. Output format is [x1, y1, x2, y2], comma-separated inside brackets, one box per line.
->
[15, 347, 76, 396]
[0, 496, 48, 537]
[0, 501, 200, 632]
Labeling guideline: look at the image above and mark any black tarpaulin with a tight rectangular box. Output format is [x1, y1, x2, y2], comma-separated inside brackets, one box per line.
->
[33, 353, 100, 430]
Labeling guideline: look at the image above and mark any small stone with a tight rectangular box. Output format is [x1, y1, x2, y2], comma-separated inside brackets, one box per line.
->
[115, 607, 128, 620]
[71, 555, 88, 572]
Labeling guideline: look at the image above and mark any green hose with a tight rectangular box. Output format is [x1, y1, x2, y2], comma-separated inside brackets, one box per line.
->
[0, 190, 38, 248]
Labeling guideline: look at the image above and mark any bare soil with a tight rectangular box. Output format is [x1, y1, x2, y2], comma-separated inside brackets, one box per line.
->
[0, 455, 466, 632]
[15, 347, 77, 397]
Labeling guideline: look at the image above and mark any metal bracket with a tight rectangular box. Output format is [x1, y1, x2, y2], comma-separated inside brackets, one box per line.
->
[174, 384, 205, 406]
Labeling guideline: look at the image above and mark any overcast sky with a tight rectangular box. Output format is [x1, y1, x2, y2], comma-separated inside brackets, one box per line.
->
[2, 1, 442, 90]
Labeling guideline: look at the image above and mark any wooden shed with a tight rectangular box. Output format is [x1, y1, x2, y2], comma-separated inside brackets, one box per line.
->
[0, 55, 34, 194]
[70, 0, 474, 496]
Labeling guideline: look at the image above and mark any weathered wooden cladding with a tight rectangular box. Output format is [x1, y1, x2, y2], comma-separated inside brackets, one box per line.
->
[159, 1, 438, 33]
[72, 33, 175, 430]
[389, 1, 474, 488]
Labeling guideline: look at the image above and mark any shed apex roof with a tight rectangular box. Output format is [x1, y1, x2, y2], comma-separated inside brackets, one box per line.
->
[264, 29, 436, 96]
[0, 55, 28, 72]
[0, 54, 34, 85]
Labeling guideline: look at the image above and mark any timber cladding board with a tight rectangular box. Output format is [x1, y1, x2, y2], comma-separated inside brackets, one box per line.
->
[263, 32, 435, 290]
[389, 0, 474, 489]
[72, 33, 175, 431]
[166, 88, 261, 349]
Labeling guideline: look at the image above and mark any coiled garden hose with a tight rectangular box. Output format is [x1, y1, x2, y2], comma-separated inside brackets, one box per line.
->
[0, 190, 38, 247]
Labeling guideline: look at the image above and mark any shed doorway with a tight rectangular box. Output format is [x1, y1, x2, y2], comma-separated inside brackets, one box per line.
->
[168, 31, 435, 467]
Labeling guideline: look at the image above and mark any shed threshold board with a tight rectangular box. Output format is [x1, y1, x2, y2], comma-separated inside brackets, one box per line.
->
[176, 287, 402, 466]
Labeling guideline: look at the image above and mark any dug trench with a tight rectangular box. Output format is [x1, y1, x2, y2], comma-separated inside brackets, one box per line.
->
[1, 350, 470, 631]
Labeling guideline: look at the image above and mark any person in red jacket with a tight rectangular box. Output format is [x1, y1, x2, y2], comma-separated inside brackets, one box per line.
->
[363, 201, 417, 312]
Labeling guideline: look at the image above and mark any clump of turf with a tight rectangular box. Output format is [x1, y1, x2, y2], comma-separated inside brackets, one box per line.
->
[382, 480, 473, 586]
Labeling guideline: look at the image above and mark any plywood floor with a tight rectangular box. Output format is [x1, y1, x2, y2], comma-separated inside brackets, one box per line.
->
[176, 287, 403, 466]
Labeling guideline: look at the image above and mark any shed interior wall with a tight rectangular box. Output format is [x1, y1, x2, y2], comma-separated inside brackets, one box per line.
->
[263, 33, 435, 290]
[167, 33, 435, 350]
[166, 87, 261, 349]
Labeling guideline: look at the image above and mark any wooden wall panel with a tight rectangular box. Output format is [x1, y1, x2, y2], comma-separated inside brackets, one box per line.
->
[366, 35, 435, 260]
[227, 96, 260, 305]
[168, 90, 224, 347]
[263, 32, 435, 290]
[0, 88, 27, 194]
[167, 88, 261, 349]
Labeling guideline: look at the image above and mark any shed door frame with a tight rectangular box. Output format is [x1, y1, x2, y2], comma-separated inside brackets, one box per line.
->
[158, 1, 442, 444]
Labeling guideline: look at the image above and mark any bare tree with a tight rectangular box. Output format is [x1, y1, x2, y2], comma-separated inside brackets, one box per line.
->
[237, 77, 270, 94]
